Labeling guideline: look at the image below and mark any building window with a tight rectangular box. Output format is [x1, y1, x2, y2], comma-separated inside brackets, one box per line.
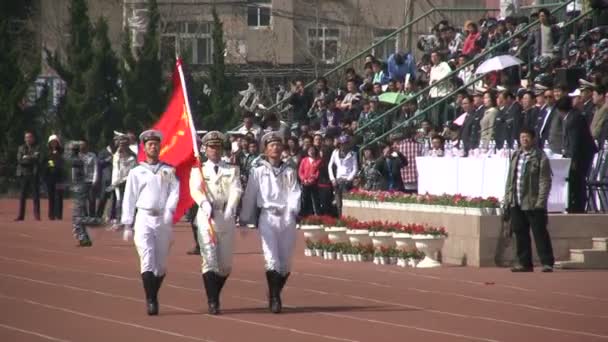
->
[161, 21, 212, 65]
[248, 0, 271, 28]
[372, 28, 398, 61]
[308, 27, 339, 64]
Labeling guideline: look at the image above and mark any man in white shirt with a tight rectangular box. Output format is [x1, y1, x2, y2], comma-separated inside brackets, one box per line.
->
[240, 131, 301, 314]
[189, 131, 242, 315]
[121, 130, 180, 316]
[328, 135, 358, 216]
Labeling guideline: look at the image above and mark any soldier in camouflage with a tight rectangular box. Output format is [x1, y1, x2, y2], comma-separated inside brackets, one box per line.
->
[68, 141, 105, 247]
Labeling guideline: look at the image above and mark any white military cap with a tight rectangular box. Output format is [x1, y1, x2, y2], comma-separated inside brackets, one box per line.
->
[201, 130, 225, 146]
[261, 131, 283, 147]
[579, 78, 597, 90]
[139, 129, 163, 143]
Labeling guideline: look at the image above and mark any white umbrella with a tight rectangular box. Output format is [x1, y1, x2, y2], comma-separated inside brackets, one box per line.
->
[475, 55, 523, 75]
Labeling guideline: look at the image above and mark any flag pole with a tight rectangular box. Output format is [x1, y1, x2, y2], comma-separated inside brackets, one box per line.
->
[175, 57, 217, 244]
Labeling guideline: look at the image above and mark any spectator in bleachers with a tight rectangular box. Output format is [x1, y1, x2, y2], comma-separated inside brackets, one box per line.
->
[458, 94, 480, 154]
[591, 85, 608, 142]
[387, 52, 416, 83]
[430, 135, 445, 156]
[372, 59, 389, 85]
[480, 91, 499, 148]
[238, 111, 262, 141]
[521, 90, 539, 131]
[558, 96, 598, 213]
[375, 141, 407, 191]
[288, 80, 313, 125]
[531, 8, 561, 58]
[392, 129, 420, 193]
[496, 90, 523, 149]
[462, 21, 481, 56]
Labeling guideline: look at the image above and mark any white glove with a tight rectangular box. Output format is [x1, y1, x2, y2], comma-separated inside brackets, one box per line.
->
[200, 201, 213, 219]
[122, 226, 133, 241]
[223, 207, 234, 221]
[163, 211, 174, 225]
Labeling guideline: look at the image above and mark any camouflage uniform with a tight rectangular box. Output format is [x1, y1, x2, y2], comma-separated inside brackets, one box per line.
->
[359, 160, 382, 191]
[69, 147, 104, 246]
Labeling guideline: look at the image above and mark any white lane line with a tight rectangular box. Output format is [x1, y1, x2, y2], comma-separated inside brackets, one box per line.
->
[0, 272, 359, 342]
[0, 322, 72, 342]
[0, 257, 540, 342]
[0, 292, 214, 342]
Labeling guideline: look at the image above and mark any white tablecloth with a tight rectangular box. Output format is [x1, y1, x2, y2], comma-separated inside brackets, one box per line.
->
[416, 156, 572, 212]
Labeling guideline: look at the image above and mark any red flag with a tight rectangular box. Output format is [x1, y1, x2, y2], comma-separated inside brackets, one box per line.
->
[138, 59, 197, 223]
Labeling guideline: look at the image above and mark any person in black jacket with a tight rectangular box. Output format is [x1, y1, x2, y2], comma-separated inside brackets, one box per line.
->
[459, 94, 481, 155]
[15, 131, 41, 221]
[495, 90, 523, 148]
[556, 96, 599, 213]
[44, 135, 65, 220]
[375, 141, 408, 192]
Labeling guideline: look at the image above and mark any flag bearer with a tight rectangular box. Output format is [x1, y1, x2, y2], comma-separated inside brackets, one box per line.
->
[190, 131, 242, 315]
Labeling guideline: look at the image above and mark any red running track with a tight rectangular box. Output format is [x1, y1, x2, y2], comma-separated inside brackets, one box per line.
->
[0, 199, 607, 342]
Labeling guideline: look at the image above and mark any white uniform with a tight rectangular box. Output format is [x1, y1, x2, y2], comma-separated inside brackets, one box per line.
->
[189, 161, 242, 276]
[121, 162, 179, 276]
[240, 159, 301, 274]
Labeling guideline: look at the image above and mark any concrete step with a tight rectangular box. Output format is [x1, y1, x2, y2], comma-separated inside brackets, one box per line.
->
[555, 260, 586, 269]
[592, 237, 608, 251]
[569, 248, 608, 268]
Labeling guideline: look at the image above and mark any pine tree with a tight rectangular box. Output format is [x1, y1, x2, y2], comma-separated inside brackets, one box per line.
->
[121, 0, 165, 131]
[84, 17, 121, 147]
[204, 6, 235, 130]
[46, 0, 94, 140]
[0, 1, 42, 190]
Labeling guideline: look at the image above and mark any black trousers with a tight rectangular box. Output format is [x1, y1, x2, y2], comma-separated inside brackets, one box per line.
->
[334, 181, 352, 217]
[511, 206, 554, 267]
[300, 185, 320, 217]
[17, 175, 40, 220]
[85, 182, 97, 217]
[568, 160, 592, 213]
[96, 189, 117, 219]
[318, 186, 335, 216]
[46, 179, 64, 220]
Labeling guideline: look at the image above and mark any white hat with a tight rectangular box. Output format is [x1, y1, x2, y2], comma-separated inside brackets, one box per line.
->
[48, 134, 61, 146]
[568, 88, 581, 97]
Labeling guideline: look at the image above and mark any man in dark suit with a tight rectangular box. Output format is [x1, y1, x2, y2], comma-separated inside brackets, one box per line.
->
[535, 88, 557, 149]
[375, 140, 408, 192]
[460, 94, 481, 155]
[15, 131, 41, 221]
[495, 90, 523, 148]
[521, 91, 539, 131]
[556, 96, 599, 213]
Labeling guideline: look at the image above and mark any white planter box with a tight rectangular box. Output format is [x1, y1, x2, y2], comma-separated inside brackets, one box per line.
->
[412, 236, 446, 268]
[325, 227, 349, 244]
[301, 225, 328, 243]
[370, 231, 395, 249]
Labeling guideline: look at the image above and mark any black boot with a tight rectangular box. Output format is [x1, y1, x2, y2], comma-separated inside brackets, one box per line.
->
[142, 272, 158, 315]
[279, 272, 290, 291]
[155, 274, 165, 311]
[265, 270, 282, 314]
[202, 272, 220, 315]
[216, 274, 228, 311]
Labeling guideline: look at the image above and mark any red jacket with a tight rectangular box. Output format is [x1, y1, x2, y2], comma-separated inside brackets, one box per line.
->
[462, 32, 480, 56]
[298, 157, 322, 186]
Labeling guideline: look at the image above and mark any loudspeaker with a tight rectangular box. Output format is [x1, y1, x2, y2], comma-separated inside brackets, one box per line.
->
[554, 68, 585, 92]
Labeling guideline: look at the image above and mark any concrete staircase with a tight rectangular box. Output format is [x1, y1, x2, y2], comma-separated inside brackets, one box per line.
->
[556, 237, 608, 269]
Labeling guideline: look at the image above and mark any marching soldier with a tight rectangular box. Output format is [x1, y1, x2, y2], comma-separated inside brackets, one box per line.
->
[67, 141, 105, 247]
[189, 131, 242, 315]
[121, 130, 180, 316]
[240, 131, 301, 314]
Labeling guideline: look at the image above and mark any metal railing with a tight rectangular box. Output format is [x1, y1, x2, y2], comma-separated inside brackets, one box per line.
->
[360, 6, 595, 151]
[229, 6, 499, 131]
[355, 0, 577, 138]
